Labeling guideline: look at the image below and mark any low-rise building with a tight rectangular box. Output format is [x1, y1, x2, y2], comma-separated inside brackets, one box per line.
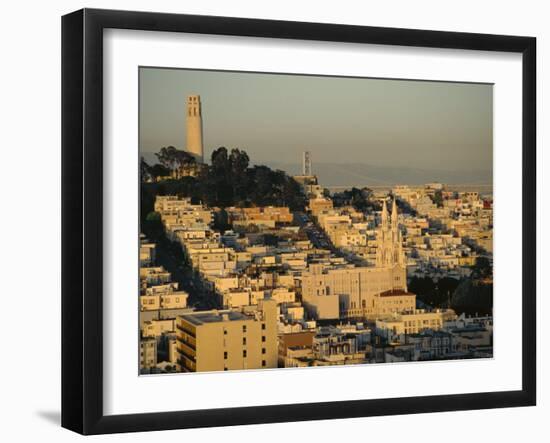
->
[375, 309, 457, 340]
[140, 337, 157, 369]
[141, 318, 176, 338]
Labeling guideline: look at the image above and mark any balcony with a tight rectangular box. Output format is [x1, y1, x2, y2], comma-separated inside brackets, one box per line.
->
[177, 337, 196, 351]
[177, 324, 196, 338]
[178, 347, 196, 363]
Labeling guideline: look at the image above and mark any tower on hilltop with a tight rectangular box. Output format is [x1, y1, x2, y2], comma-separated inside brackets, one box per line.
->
[186, 95, 204, 163]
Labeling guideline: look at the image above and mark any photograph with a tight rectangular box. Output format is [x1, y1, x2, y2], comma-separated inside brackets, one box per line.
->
[138, 67, 494, 374]
[1, 1, 544, 440]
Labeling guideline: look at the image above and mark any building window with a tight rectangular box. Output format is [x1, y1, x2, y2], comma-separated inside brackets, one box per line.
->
[242, 325, 247, 333]
[224, 367, 228, 371]
[261, 323, 266, 330]
[243, 350, 247, 358]
[224, 352, 228, 360]
[262, 336, 266, 342]
[223, 329, 227, 335]
[243, 337, 247, 345]
[262, 348, 266, 354]
[262, 360, 266, 367]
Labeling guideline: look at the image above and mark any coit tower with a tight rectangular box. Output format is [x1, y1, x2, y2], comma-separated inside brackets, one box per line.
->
[186, 95, 204, 163]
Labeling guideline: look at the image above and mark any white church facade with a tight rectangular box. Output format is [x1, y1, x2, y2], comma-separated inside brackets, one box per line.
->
[301, 199, 417, 320]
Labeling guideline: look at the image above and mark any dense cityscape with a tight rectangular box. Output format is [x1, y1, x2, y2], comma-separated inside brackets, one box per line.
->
[138, 95, 493, 374]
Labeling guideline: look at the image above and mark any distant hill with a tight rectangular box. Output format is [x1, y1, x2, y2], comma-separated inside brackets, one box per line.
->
[141, 152, 491, 188]
[259, 161, 492, 188]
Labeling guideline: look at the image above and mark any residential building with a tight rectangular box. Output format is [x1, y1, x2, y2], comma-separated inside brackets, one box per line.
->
[177, 299, 278, 372]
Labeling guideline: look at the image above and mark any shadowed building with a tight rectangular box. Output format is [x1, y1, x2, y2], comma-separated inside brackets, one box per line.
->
[186, 95, 204, 162]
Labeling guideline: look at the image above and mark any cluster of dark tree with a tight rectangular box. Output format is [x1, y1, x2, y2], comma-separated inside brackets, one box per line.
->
[141, 147, 306, 231]
[450, 279, 493, 316]
[206, 147, 305, 209]
[408, 257, 493, 316]
[142, 211, 163, 242]
[409, 275, 493, 316]
[140, 146, 197, 182]
[408, 276, 460, 310]
[473, 256, 492, 278]
[431, 189, 444, 207]
[140, 160, 170, 182]
[331, 187, 378, 212]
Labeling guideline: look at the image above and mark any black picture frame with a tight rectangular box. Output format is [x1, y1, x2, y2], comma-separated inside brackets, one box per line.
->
[61, 8, 536, 435]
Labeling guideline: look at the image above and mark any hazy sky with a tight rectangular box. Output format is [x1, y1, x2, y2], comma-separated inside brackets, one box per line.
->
[139, 67, 492, 173]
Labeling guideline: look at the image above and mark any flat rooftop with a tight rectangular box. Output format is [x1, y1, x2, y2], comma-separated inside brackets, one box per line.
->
[181, 311, 249, 326]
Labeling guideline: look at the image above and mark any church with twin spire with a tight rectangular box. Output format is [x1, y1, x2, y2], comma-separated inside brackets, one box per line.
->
[376, 198, 406, 270]
[301, 198, 416, 320]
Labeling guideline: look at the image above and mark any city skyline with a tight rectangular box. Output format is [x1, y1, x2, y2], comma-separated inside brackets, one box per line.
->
[139, 67, 493, 184]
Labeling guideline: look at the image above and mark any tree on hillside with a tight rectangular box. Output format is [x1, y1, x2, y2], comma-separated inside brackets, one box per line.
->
[143, 146, 306, 210]
[281, 173, 305, 209]
[248, 165, 273, 206]
[140, 157, 151, 182]
[213, 208, 230, 232]
[474, 256, 492, 278]
[332, 186, 373, 211]
[433, 190, 444, 207]
[156, 146, 197, 174]
[408, 276, 460, 308]
[229, 148, 249, 175]
[210, 147, 233, 206]
[143, 211, 163, 241]
[155, 146, 178, 170]
[229, 148, 250, 201]
[451, 278, 493, 315]
[211, 146, 228, 171]
[150, 164, 171, 180]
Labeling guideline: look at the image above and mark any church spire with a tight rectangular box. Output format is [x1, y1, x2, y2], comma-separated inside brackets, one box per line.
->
[381, 199, 388, 228]
[391, 198, 398, 230]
